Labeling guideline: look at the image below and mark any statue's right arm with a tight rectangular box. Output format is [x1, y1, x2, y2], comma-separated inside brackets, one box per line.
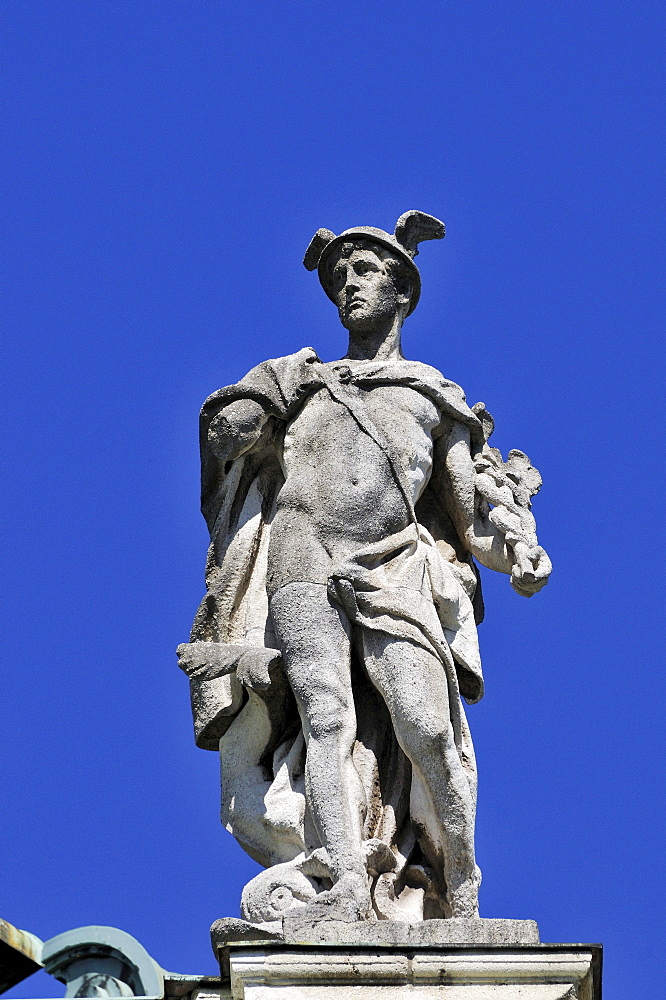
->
[207, 397, 270, 465]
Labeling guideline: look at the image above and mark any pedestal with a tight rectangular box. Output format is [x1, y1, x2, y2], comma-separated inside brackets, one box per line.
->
[202, 920, 601, 1000]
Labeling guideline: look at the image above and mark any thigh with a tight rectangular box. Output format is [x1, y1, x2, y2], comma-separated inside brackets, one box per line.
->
[270, 582, 354, 737]
[267, 510, 334, 596]
[360, 631, 452, 740]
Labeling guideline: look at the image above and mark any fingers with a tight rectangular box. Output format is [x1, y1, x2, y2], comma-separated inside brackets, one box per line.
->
[511, 545, 552, 597]
[511, 573, 548, 597]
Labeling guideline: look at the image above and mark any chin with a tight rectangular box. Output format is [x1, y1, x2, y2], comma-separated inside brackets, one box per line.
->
[342, 310, 382, 334]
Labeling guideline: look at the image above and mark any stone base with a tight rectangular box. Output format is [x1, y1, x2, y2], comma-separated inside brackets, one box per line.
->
[211, 916, 540, 952]
[204, 921, 601, 1000]
[282, 914, 541, 947]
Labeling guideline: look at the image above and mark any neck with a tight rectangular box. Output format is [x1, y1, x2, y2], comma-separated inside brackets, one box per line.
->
[344, 313, 404, 361]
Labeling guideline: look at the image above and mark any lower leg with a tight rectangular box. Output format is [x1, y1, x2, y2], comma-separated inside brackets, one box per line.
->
[269, 583, 370, 915]
[302, 728, 366, 878]
[363, 637, 479, 916]
[428, 738, 480, 916]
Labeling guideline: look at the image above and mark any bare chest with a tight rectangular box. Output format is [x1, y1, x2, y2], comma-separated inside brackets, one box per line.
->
[282, 382, 441, 496]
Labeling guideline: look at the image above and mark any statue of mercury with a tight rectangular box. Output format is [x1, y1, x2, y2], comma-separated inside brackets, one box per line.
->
[178, 211, 552, 926]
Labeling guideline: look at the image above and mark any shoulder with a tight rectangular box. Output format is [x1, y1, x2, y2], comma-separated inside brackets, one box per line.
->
[383, 360, 483, 445]
[201, 347, 321, 419]
[368, 358, 467, 401]
[398, 359, 465, 393]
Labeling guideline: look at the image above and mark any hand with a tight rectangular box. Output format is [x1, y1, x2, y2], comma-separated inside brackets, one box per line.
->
[510, 543, 552, 597]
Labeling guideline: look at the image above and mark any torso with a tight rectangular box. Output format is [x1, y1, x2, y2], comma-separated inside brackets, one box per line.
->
[267, 362, 441, 593]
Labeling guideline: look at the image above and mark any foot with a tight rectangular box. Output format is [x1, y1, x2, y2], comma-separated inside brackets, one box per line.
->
[363, 838, 398, 876]
[299, 870, 372, 923]
[448, 865, 481, 918]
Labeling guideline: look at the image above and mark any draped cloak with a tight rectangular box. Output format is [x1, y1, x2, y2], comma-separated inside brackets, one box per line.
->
[181, 347, 488, 920]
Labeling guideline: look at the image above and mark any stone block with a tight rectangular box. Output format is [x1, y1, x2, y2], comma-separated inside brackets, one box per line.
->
[220, 942, 601, 1000]
[280, 915, 540, 947]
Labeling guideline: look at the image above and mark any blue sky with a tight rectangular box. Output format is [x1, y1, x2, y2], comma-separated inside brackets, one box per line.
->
[2, 3, 664, 997]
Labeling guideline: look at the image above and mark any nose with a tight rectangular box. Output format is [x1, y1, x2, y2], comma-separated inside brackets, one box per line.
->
[344, 265, 360, 296]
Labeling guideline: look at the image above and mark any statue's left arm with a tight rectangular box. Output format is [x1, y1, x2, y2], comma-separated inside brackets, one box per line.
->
[441, 422, 552, 597]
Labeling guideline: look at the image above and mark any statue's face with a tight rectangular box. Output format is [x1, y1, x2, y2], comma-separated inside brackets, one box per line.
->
[329, 245, 405, 334]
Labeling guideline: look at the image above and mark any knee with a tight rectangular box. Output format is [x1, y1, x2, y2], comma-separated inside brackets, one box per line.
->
[399, 713, 455, 765]
[307, 696, 355, 744]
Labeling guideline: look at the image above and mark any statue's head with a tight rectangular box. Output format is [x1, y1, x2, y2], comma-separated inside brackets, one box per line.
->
[322, 239, 414, 333]
[303, 211, 445, 333]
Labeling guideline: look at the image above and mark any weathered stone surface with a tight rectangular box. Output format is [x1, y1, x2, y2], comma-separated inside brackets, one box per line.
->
[210, 915, 539, 955]
[181, 212, 552, 923]
[280, 914, 540, 947]
[220, 943, 600, 1000]
[211, 918, 283, 948]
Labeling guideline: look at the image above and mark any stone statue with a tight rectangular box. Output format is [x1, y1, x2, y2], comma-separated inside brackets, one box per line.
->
[178, 211, 551, 928]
